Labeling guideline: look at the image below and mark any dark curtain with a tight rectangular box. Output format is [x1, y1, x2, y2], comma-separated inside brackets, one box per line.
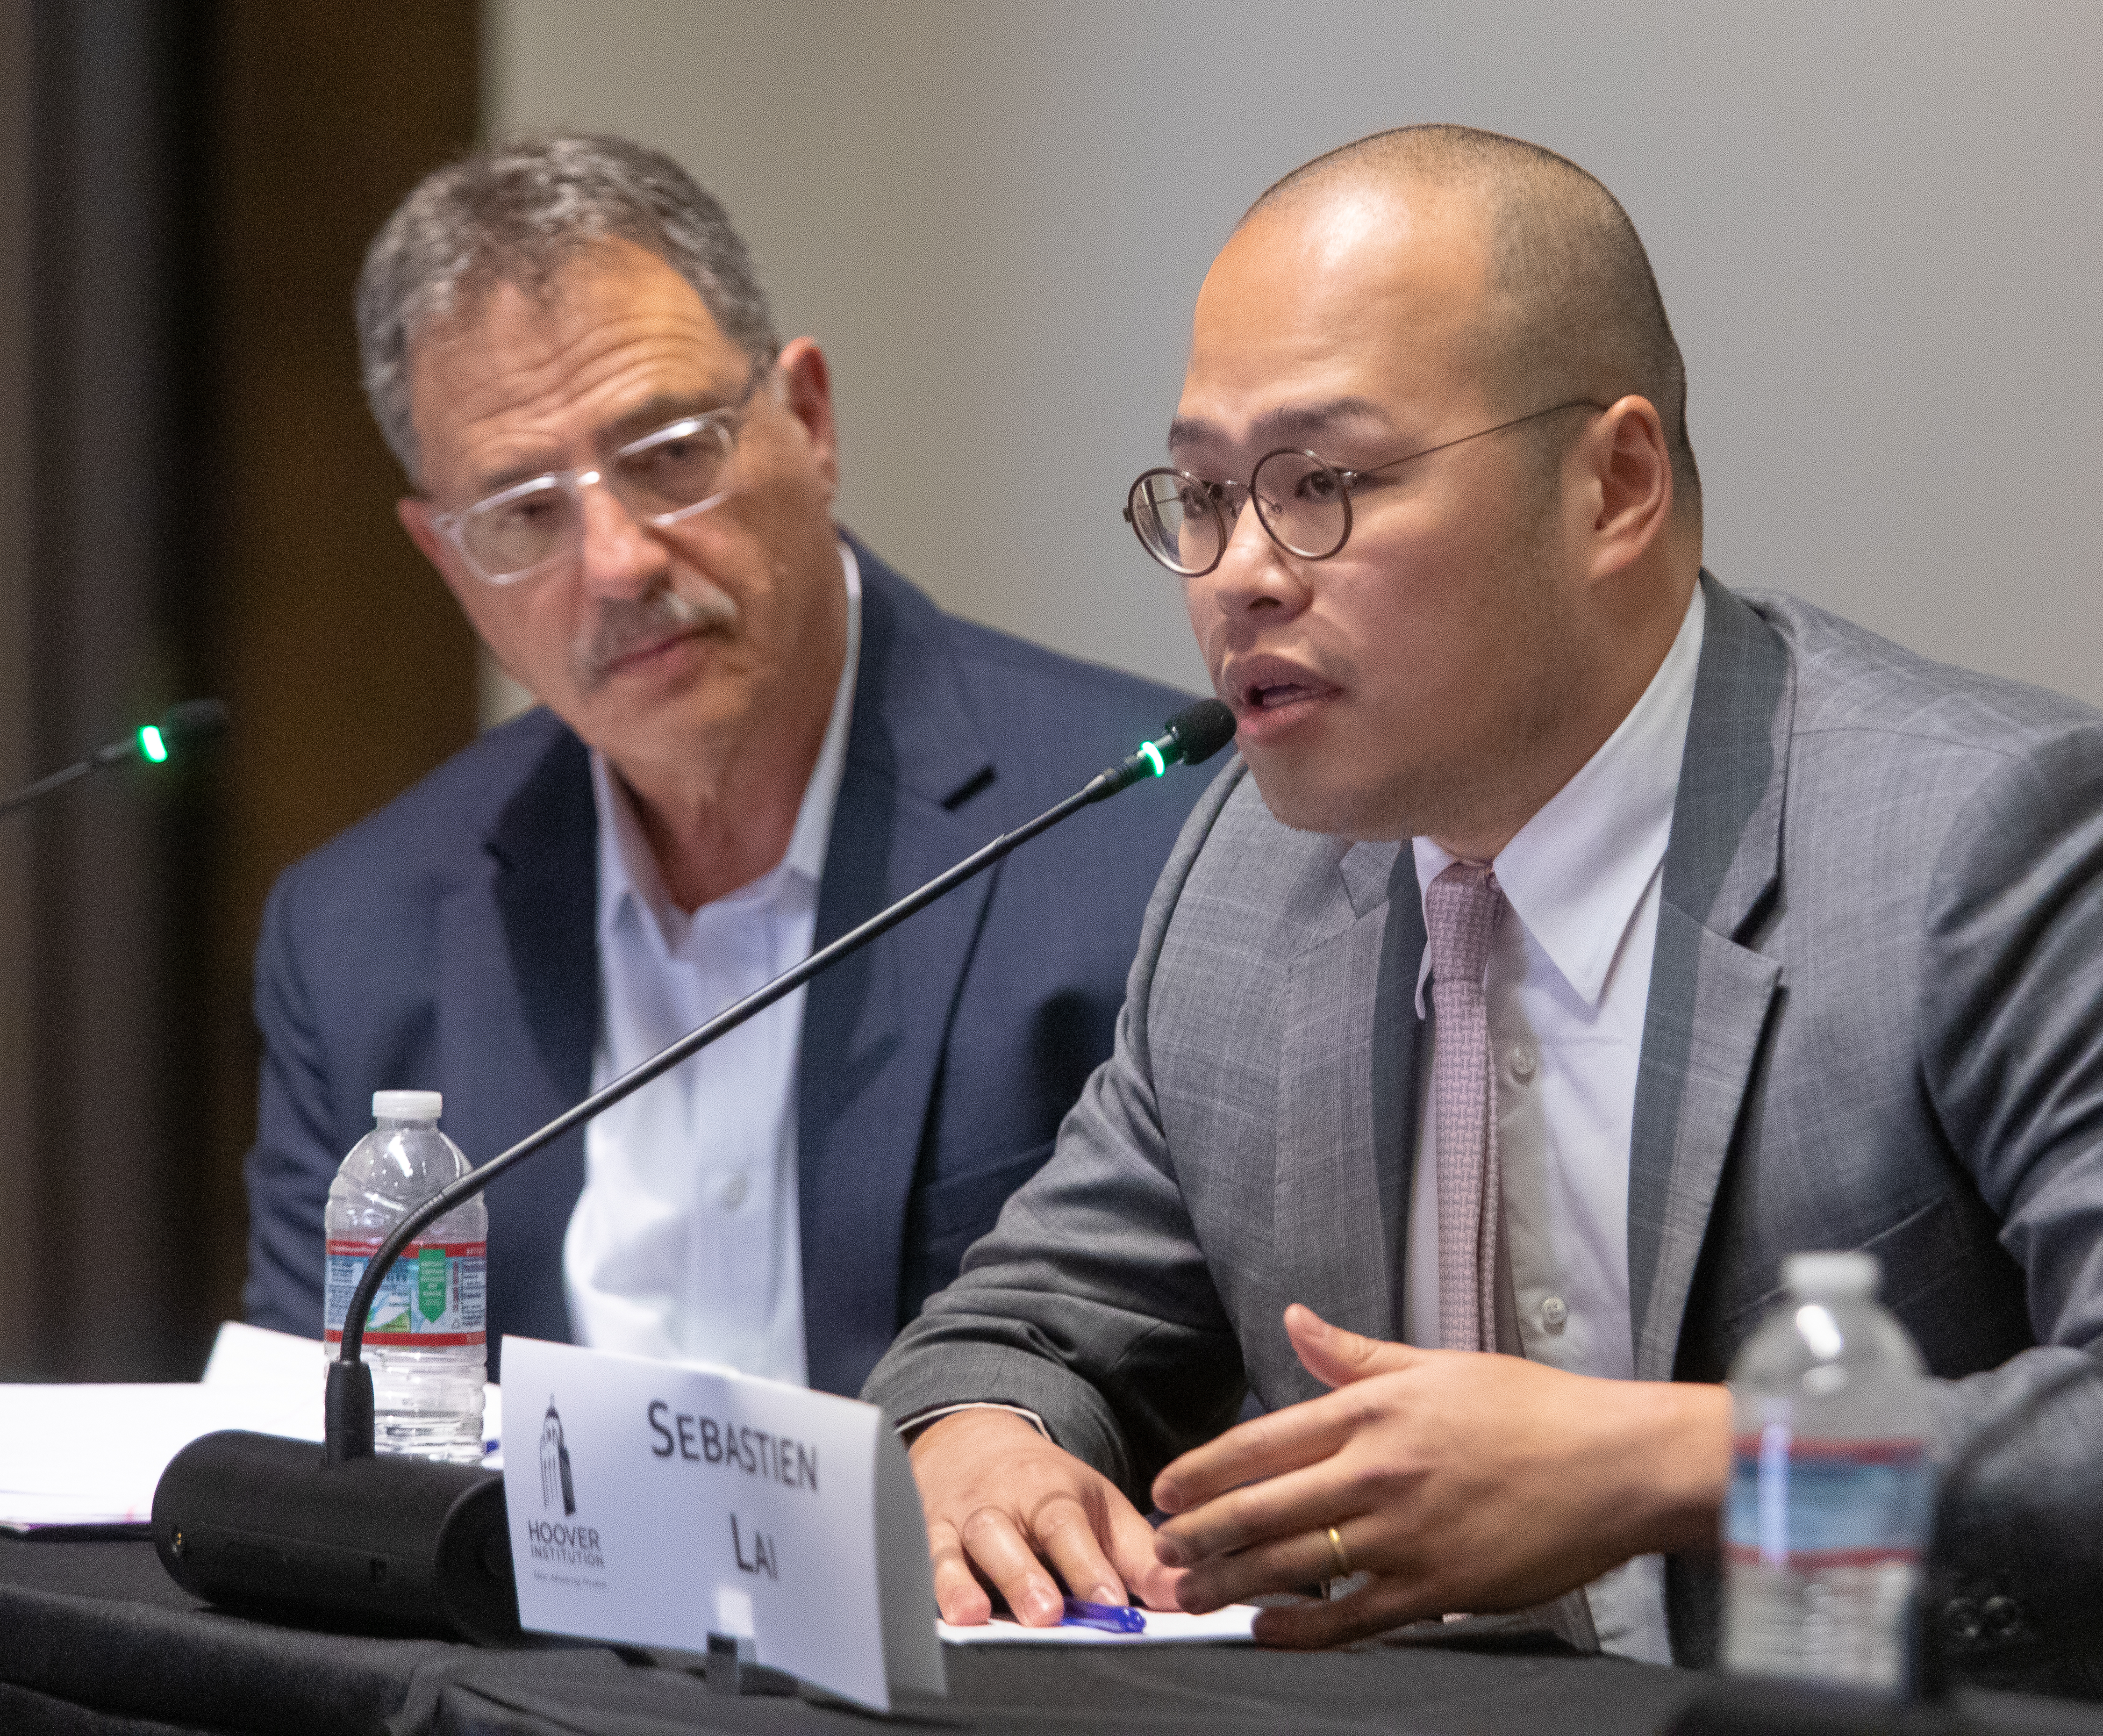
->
[0, 0, 479, 1381]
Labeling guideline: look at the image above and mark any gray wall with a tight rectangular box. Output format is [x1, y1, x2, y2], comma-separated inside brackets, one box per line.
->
[488, 1, 2103, 709]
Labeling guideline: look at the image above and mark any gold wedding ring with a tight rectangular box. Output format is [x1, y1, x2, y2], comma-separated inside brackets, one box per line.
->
[1323, 1524, 1352, 1581]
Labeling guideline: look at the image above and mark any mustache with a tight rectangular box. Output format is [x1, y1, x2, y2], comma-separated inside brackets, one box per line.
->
[571, 579, 739, 691]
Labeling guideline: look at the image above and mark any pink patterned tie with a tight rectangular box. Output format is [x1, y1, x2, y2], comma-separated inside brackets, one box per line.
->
[1424, 860, 1504, 1353]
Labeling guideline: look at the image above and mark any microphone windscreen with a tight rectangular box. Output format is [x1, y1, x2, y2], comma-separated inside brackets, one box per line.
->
[154, 1429, 518, 1644]
[1169, 699, 1237, 767]
[162, 699, 230, 744]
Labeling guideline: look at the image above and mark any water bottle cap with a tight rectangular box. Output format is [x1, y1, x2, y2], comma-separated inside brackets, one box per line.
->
[1782, 1250, 1880, 1298]
[372, 1089, 443, 1123]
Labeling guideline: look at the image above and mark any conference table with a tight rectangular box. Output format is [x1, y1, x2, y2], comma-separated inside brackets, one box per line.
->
[6, 1533, 2101, 1736]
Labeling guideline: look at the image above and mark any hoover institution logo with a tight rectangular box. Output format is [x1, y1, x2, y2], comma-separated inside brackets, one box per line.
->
[540, 1398, 578, 1515]
[526, 1397, 604, 1571]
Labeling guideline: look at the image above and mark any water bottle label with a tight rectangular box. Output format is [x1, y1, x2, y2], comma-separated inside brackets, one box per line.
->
[324, 1238, 486, 1346]
[1725, 1429, 1931, 1567]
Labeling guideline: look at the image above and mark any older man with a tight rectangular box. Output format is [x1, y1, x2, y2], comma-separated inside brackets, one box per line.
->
[867, 125, 2103, 1678]
[241, 135, 1201, 1396]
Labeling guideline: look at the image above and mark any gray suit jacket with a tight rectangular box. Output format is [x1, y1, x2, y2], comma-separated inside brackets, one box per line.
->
[866, 576, 2103, 1682]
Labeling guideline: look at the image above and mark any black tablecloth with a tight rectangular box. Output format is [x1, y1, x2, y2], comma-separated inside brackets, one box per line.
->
[3, 1535, 2096, 1736]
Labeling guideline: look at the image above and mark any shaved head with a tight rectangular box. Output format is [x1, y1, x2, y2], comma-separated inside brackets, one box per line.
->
[1173, 124, 1701, 852]
[1249, 125, 1699, 526]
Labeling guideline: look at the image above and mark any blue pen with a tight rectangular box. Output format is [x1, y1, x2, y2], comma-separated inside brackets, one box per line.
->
[1061, 1597, 1146, 1634]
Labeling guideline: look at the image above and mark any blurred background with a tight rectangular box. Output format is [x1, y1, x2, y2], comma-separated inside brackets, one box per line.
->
[0, 1, 2096, 1379]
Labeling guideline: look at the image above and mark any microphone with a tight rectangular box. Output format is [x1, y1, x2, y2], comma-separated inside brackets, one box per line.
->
[0, 699, 230, 819]
[152, 698, 1235, 1641]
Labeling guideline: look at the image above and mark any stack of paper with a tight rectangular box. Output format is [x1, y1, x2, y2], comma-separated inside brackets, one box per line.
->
[0, 1320, 503, 1532]
[0, 1379, 322, 1531]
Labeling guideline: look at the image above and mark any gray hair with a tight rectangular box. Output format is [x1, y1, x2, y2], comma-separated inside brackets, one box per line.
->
[356, 133, 781, 483]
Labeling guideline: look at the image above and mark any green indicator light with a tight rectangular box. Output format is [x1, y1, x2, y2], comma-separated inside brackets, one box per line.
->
[1138, 741, 1167, 778]
[139, 725, 168, 764]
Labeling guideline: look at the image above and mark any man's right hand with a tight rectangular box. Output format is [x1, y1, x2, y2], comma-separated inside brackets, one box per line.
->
[908, 1408, 1184, 1625]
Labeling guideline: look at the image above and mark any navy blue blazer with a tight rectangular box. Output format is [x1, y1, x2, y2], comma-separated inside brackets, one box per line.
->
[242, 545, 1203, 1393]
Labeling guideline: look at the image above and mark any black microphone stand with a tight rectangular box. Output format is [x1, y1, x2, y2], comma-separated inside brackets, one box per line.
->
[325, 696, 1231, 1456]
[153, 699, 1235, 1642]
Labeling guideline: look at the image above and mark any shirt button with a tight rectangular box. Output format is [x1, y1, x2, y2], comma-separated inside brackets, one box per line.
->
[1539, 1295, 1569, 1331]
[720, 1175, 748, 1210]
[1510, 1046, 1538, 1083]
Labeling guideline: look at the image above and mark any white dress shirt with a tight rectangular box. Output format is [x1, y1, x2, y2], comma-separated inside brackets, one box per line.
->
[1406, 582, 1706, 1663]
[562, 545, 862, 1382]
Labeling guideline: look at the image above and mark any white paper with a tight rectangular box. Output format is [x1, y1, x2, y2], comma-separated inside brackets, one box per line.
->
[0, 1381, 322, 1530]
[937, 1605, 1260, 1645]
[202, 1320, 505, 1463]
[0, 1320, 507, 1532]
[499, 1336, 944, 1714]
[199, 1319, 331, 1392]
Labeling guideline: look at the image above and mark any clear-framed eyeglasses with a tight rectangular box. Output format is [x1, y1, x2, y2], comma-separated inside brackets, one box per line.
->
[1122, 398, 1604, 578]
[431, 360, 773, 585]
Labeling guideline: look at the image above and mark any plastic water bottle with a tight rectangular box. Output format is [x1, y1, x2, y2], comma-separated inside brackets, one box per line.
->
[1723, 1250, 1933, 1692]
[323, 1090, 486, 1463]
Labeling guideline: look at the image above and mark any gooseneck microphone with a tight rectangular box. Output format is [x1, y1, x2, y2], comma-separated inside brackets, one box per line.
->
[153, 699, 1236, 1641]
[323, 696, 1234, 1458]
[0, 699, 230, 819]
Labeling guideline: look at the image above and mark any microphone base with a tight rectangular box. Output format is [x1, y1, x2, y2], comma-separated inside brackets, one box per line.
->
[153, 1430, 519, 1644]
[323, 1357, 375, 1462]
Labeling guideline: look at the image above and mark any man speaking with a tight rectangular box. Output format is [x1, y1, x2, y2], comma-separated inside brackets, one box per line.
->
[868, 125, 2103, 1669]
[241, 135, 1200, 1396]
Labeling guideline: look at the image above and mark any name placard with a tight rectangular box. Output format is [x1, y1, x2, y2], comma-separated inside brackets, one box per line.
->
[499, 1336, 944, 1713]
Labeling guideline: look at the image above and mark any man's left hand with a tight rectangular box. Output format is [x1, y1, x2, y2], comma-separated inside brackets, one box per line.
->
[1150, 1303, 1730, 1648]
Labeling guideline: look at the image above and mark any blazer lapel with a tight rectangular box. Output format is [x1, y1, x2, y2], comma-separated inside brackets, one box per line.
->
[1268, 839, 1412, 1401]
[1628, 575, 1793, 1380]
[797, 551, 1002, 1396]
[438, 722, 598, 1370]
[1375, 847, 1428, 1331]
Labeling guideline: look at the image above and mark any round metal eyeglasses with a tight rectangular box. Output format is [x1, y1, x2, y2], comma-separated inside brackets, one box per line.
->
[1123, 399, 1604, 578]
[432, 363, 771, 585]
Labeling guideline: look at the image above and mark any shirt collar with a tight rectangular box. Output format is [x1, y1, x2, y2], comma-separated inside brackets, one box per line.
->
[1414, 581, 1706, 1014]
[592, 540, 863, 952]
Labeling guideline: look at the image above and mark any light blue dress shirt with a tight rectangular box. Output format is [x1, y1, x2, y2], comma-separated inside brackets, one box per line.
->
[562, 546, 862, 1382]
